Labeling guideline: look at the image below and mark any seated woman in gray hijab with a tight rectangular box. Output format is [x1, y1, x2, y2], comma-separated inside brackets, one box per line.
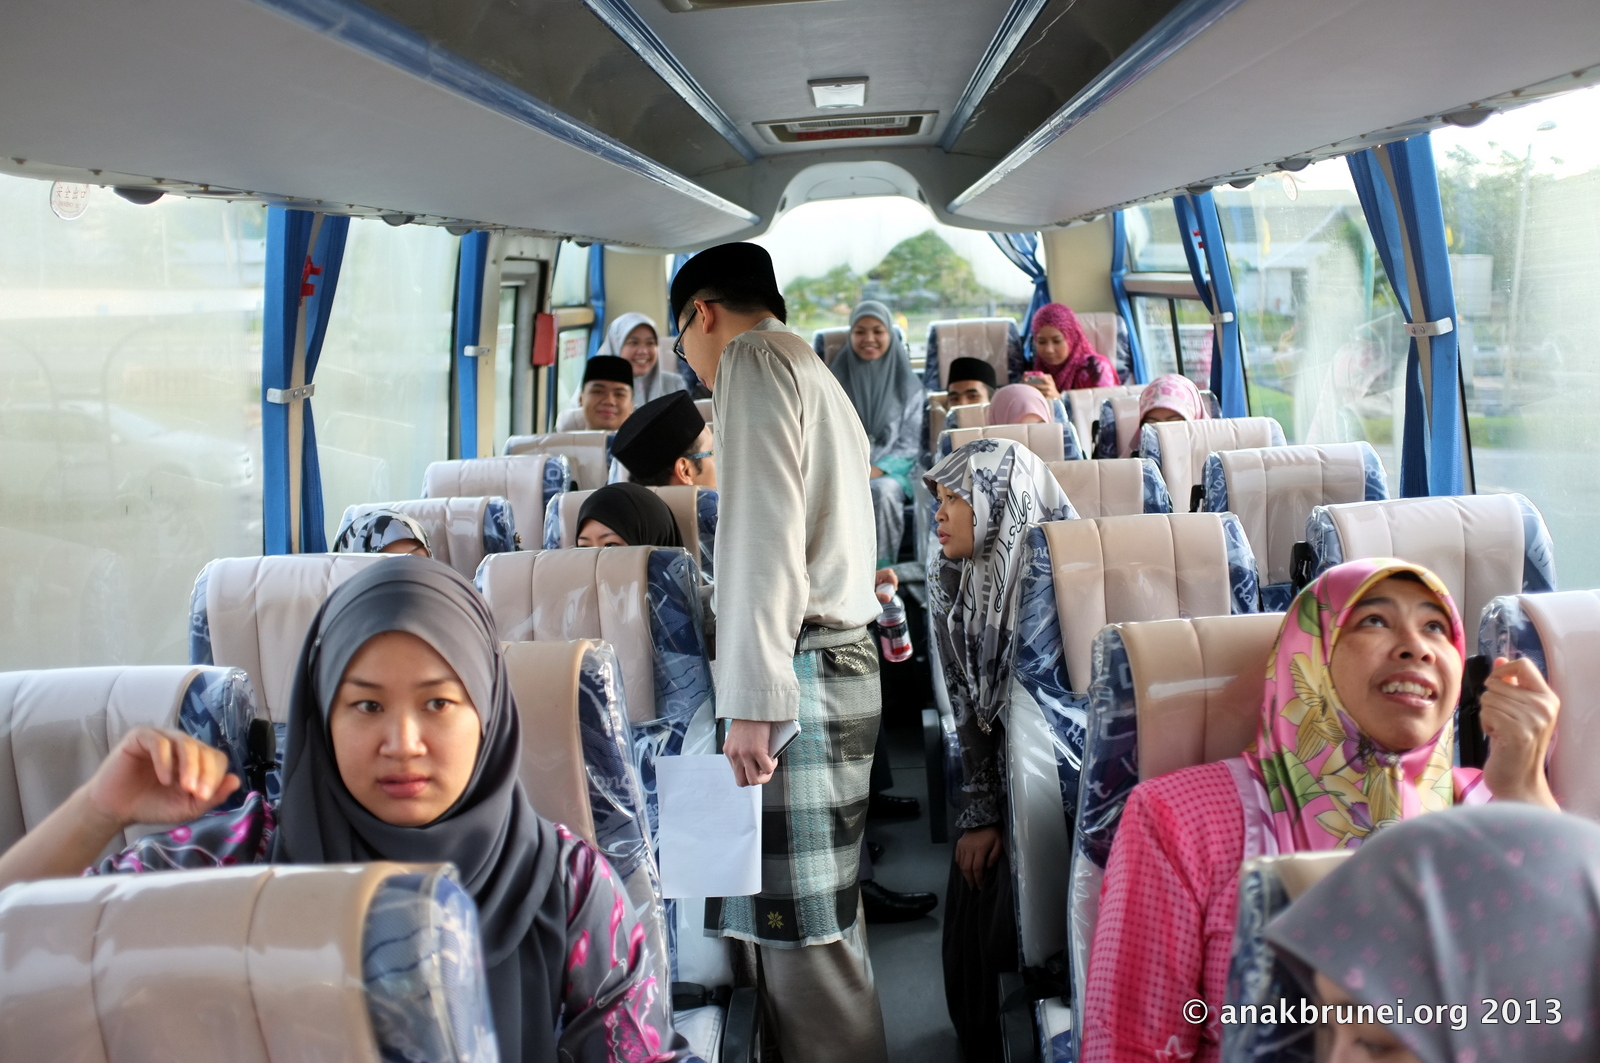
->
[831, 300, 924, 567]
[0, 558, 699, 1063]
[331, 507, 431, 557]
[1266, 803, 1600, 1063]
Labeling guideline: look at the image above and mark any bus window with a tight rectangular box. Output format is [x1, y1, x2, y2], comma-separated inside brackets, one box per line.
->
[0, 176, 264, 668]
[1214, 161, 1410, 480]
[550, 240, 591, 309]
[551, 241, 594, 414]
[1433, 85, 1600, 587]
[1123, 200, 1215, 388]
[314, 220, 455, 542]
[493, 284, 516, 455]
[753, 196, 1033, 361]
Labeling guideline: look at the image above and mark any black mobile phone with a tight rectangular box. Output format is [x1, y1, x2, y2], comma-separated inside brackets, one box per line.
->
[1456, 654, 1492, 768]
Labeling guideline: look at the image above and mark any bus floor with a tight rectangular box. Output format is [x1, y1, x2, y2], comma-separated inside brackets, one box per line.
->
[866, 711, 962, 1062]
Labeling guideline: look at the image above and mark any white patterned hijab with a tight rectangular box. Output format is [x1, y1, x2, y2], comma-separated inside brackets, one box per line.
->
[925, 438, 1075, 728]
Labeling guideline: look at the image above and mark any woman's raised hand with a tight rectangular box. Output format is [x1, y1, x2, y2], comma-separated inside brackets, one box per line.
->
[1022, 372, 1060, 401]
[1480, 657, 1561, 809]
[85, 727, 241, 829]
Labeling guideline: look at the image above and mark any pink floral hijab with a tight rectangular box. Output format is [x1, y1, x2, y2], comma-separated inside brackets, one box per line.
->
[1238, 558, 1487, 856]
[1137, 373, 1208, 423]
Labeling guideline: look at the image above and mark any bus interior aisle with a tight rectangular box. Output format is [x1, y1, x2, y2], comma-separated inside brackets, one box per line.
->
[6, 0, 1600, 1060]
[868, 715, 961, 1063]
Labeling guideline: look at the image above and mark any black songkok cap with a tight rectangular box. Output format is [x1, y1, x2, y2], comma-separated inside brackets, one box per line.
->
[612, 392, 706, 479]
[582, 355, 635, 387]
[946, 356, 998, 390]
[669, 242, 786, 326]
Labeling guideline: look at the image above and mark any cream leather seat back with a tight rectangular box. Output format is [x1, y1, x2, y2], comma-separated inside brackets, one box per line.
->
[1033, 513, 1258, 693]
[1308, 493, 1555, 632]
[943, 421, 1083, 463]
[1142, 416, 1287, 509]
[694, 397, 713, 424]
[337, 497, 517, 579]
[1095, 394, 1144, 458]
[1076, 312, 1121, 366]
[1478, 589, 1600, 820]
[1204, 442, 1387, 609]
[1001, 515, 1259, 981]
[811, 326, 849, 365]
[481, 550, 723, 992]
[552, 486, 702, 559]
[191, 554, 392, 724]
[1045, 458, 1171, 519]
[927, 317, 1017, 390]
[0, 862, 494, 1063]
[947, 402, 989, 429]
[1069, 612, 1283, 1032]
[1065, 384, 1142, 453]
[505, 429, 612, 490]
[422, 453, 571, 546]
[926, 391, 950, 455]
[0, 665, 261, 852]
[476, 548, 661, 724]
[503, 639, 671, 994]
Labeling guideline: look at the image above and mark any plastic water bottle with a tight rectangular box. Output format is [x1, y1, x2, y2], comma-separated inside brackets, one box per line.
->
[875, 584, 912, 663]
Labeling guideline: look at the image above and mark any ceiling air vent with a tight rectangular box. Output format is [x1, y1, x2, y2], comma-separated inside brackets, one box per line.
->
[755, 112, 936, 145]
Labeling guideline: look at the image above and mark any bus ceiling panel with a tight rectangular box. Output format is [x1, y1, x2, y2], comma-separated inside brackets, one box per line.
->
[947, 0, 1600, 227]
[355, 0, 750, 176]
[617, 0, 1018, 153]
[0, 0, 758, 247]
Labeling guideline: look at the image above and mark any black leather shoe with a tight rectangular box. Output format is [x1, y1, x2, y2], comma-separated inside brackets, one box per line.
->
[862, 880, 937, 923]
[867, 841, 886, 863]
[868, 793, 921, 820]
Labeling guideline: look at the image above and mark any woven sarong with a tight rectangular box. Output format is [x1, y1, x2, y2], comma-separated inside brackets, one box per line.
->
[709, 625, 880, 948]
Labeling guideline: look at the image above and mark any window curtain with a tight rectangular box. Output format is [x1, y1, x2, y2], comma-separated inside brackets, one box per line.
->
[585, 244, 607, 357]
[1172, 192, 1247, 416]
[262, 207, 348, 554]
[1347, 135, 1464, 497]
[454, 230, 491, 459]
[989, 231, 1050, 357]
[1110, 211, 1148, 383]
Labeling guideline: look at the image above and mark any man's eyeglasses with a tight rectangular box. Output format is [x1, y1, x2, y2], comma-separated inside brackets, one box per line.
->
[673, 300, 721, 362]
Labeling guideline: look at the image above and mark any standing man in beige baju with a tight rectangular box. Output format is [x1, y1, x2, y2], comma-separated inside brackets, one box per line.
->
[670, 243, 889, 1063]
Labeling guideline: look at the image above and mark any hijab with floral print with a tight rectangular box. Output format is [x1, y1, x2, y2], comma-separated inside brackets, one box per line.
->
[333, 507, 432, 555]
[925, 437, 1076, 730]
[1242, 558, 1486, 855]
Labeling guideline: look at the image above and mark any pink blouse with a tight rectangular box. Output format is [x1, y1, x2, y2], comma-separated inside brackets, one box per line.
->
[1081, 761, 1245, 1063]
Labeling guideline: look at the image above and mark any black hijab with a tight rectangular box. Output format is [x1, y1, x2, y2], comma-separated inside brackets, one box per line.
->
[576, 482, 684, 548]
[272, 557, 565, 1062]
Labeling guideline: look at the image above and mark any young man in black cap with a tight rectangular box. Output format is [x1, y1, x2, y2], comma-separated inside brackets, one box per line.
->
[945, 355, 999, 408]
[559, 354, 635, 431]
[671, 242, 889, 1063]
[612, 392, 715, 488]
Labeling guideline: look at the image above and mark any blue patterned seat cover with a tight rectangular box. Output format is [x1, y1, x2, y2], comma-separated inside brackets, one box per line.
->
[1202, 442, 1388, 611]
[571, 640, 672, 997]
[363, 866, 499, 1063]
[1220, 861, 1316, 1063]
[542, 453, 576, 512]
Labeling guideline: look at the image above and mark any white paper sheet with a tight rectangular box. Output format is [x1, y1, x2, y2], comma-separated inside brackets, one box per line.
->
[657, 754, 763, 900]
